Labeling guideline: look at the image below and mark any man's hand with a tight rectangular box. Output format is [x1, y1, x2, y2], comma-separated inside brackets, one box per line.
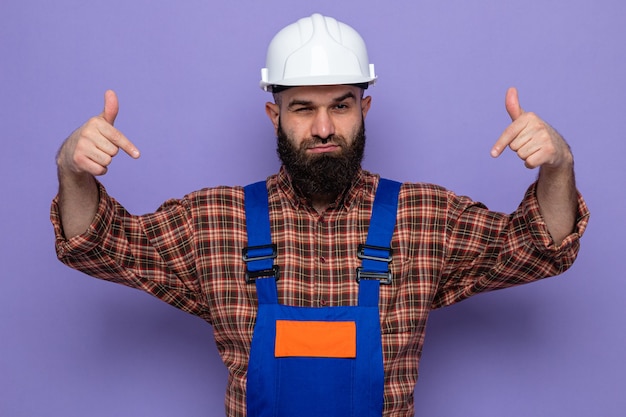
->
[56, 90, 140, 176]
[491, 87, 577, 245]
[491, 87, 573, 171]
[56, 90, 140, 239]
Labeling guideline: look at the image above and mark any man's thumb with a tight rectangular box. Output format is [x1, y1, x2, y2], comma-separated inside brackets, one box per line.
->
[505, 87, 524, 121]
[102, 90, 119, 125]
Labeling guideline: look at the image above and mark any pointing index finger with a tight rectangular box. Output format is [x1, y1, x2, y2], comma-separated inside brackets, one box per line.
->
[491, 115, 529, 158]
[98, 122, 140, 159]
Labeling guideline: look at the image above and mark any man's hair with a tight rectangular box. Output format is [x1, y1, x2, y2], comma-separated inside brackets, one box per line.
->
[272, 92, 283, 107]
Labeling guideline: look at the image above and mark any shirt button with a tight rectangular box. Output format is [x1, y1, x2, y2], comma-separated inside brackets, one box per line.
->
[319, 299, 327, 306]
[319, 256, 326, 263]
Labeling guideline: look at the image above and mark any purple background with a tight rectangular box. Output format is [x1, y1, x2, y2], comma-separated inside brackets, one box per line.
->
[1, 0, 623, 415]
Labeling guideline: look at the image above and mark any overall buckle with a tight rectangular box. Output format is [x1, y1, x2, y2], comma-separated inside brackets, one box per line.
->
[242, 244, 277, 262]
[245, 265, 280, 284]
[357, 244, 393, 262]
[356, 268, 392, 285]
[356, 244, 393, 285]
[242, 244, 279, 283]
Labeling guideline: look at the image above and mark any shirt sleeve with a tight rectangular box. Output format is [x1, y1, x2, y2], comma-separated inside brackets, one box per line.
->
[50, 181, 210, 320]
[432, 181, 590, 308]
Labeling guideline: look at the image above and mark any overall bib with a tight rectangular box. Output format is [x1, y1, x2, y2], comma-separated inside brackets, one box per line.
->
[243, 179, 401, 417]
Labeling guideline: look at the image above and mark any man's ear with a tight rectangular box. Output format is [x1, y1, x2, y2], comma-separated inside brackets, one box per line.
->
[361, 95, 372, 120]
[265, 102, 280, 133]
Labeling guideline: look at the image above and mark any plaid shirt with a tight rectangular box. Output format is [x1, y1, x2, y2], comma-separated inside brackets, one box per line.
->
[51, 167, 589, 417]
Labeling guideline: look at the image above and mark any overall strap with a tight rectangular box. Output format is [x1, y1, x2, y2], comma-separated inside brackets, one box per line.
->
[243, 181, 278, 304]
[358, 178, 402, 307]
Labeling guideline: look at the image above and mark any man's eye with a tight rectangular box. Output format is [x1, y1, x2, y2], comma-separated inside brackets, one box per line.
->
[335, 103, 349, 110]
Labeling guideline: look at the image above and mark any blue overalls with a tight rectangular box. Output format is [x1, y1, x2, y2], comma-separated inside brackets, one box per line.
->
[243, 179, 401, 417]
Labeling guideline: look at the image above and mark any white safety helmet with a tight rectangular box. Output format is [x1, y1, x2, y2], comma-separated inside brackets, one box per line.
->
[260, 13, 377, 92]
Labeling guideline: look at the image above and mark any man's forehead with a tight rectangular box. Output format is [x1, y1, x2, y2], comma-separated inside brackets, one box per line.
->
[280, 85, 362, 103]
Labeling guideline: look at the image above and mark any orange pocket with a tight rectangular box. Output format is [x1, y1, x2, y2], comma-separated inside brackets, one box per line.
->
[275, 320, 356, 358]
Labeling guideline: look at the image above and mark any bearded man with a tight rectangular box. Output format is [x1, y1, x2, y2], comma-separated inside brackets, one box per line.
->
[51, 14, 588, 417]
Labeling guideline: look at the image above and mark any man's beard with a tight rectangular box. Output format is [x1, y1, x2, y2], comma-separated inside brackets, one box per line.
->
[277, 120, 366, 200]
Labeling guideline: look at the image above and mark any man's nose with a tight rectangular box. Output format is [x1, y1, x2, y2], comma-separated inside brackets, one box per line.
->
[310, 111, 335, 139]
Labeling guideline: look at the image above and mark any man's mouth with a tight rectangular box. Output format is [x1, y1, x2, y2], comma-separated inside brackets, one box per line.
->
[307, 144, 341, 154]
